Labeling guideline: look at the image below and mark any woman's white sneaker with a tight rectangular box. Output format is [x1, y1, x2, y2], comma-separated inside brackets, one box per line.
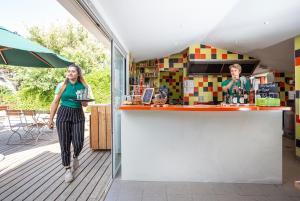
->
[65, 169, 73, 183]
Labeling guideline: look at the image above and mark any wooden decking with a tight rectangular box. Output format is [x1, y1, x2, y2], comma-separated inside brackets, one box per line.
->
[0, 124, 112, 201]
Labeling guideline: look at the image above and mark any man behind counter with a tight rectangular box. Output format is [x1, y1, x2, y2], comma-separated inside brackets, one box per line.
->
[221, 63, 251, 95]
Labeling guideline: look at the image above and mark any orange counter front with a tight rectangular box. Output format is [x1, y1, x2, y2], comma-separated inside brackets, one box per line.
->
[119, 104, 290, 112]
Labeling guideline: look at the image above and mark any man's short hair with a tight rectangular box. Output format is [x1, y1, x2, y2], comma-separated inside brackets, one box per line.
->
[229, 63, 242, 73]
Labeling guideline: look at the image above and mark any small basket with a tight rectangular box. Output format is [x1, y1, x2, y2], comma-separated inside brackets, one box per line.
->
[132, 95, 142, 105]
[152, 98, 167, 105]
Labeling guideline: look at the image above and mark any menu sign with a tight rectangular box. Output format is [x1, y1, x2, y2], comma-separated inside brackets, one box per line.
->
[258, 83, 279, 98]
[142, 88, 154, 104]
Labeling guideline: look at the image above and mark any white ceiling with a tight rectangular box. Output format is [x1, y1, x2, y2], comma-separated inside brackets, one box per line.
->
[88, 0, 300, 71]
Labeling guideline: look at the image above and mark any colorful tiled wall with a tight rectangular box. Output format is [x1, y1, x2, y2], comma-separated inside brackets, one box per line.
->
[159, 71, 183, 104]
[274, 72, 295, 106]
[182, 44, 255, 105]
[183, 75, 229, 105]
[189, 44, 254, 60]
[294, 36, 300, 158]
[158, 51, 188, 71]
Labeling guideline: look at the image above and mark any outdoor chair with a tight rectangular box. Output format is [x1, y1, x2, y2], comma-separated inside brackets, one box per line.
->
[34, 110, 54, 142]
[6, 109, 34, 144]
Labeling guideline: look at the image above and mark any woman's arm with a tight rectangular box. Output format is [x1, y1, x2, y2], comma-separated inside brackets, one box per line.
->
[222, 79, 235, 92]
[48, 94, 60, 128]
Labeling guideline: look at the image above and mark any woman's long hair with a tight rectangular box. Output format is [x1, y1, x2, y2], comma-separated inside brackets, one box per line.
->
[57, 64, 88, 97]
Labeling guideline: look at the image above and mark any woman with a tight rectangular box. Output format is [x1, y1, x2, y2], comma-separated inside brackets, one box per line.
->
[221, 63, 251, 94]
[48, 64, 88, 183]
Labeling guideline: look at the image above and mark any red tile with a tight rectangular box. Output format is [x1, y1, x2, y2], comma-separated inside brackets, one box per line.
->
[203, 76, 208, 82]
[211, 48, 217, 54]
[222, 54, 227, 59]
[198, 82, 203, 87]
[213, 92, 218, 97]
[195, 48, 200, 54]
[200, 54, 206, 59]
[218, 87, 223, 91]
[280, 101, 285, 106]
[194, 87, 198, 92]
[296, 115, 300, 123]
[208, 87, 213, 91]
[295, 57, 300, 66]
[195, 54, 201, 59]
[189, 93, 194, 96]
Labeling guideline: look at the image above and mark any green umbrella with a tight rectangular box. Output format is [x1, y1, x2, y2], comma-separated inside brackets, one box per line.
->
[0, 26, 73, 68]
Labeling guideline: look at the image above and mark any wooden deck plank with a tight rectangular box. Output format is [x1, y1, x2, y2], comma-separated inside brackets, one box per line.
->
[44, 151, 105, 201]
[2, 157, 62, 201]
[0, 151, 51, 185]
[22, 143, 93, 201]
[0, 152, 58, 189]
[93, 163, 112, 201]
[37, 151, 103, 201]
[0, 138, 59, 173]
[0, 153, 61, 200]
[65, 152, 111, 201]
[12, 142, 91, 201]
[0, 119, 112, 201]
[87, 159, 112, 201]
[76, 153, 112, 201]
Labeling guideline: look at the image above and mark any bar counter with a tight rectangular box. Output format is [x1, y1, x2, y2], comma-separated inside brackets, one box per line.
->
[120, 104, 290, 184]
[119, 104, 290, 111]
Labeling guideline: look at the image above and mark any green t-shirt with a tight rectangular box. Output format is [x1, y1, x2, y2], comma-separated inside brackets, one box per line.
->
[221, 79, 251, 95]
[55, 81, 86, 108]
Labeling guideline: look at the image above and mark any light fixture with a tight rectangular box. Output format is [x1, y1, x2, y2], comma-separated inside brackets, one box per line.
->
[264, 21, 269, 25]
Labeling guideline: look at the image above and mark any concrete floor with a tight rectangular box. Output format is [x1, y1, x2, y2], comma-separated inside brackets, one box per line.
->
[104, 137, 300, 201]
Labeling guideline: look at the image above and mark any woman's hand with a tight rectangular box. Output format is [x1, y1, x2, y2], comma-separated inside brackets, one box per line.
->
[48, 119, 54, 129]
[81, 101, 88, 107]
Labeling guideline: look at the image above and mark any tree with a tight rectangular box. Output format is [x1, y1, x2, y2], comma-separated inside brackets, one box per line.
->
[0, 22, 111, 110]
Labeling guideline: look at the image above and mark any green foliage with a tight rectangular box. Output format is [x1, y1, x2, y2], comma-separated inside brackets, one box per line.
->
[85, 68, 111, 104]
[0, 22, 111, 110]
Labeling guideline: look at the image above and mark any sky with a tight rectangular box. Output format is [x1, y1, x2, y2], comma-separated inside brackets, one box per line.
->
[0, 0, 78, 36]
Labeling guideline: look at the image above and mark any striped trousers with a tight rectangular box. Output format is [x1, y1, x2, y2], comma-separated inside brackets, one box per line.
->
[56, 106, 85, 166]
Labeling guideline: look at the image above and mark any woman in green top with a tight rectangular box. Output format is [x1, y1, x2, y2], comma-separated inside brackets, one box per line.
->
[221, 63, 251, 95]
[48, 64, 89, 183]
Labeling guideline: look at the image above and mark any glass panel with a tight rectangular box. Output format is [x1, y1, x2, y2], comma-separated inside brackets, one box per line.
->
[112, 43, 125, 177]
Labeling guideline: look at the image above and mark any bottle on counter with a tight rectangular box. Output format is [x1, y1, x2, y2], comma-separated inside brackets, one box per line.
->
[239, 87, 244, 104]
[244, 90, 248, 104]
[232, 89, 238, 104]
[226, 89, 231, 104]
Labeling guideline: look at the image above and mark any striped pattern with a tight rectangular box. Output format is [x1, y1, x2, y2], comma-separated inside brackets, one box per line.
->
[295, 36, 300, 158]
[56, 106, 85, 166]
[0, 119, 111, 201]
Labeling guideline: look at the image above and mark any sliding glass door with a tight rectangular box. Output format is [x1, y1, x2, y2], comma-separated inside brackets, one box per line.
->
[111, 42, 126, 177]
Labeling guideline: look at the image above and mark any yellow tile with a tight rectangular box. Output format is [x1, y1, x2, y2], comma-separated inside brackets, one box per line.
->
[173, 63, 183, 68]
[200, 48, 211, 55]
[296, 68, 300, 90]
[295, 36, 300, 50]
[296, 123, 300, 138]
[227, 54, 238, 60]
[296, 99, 299, 115]
[217, 48, 227, 54]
